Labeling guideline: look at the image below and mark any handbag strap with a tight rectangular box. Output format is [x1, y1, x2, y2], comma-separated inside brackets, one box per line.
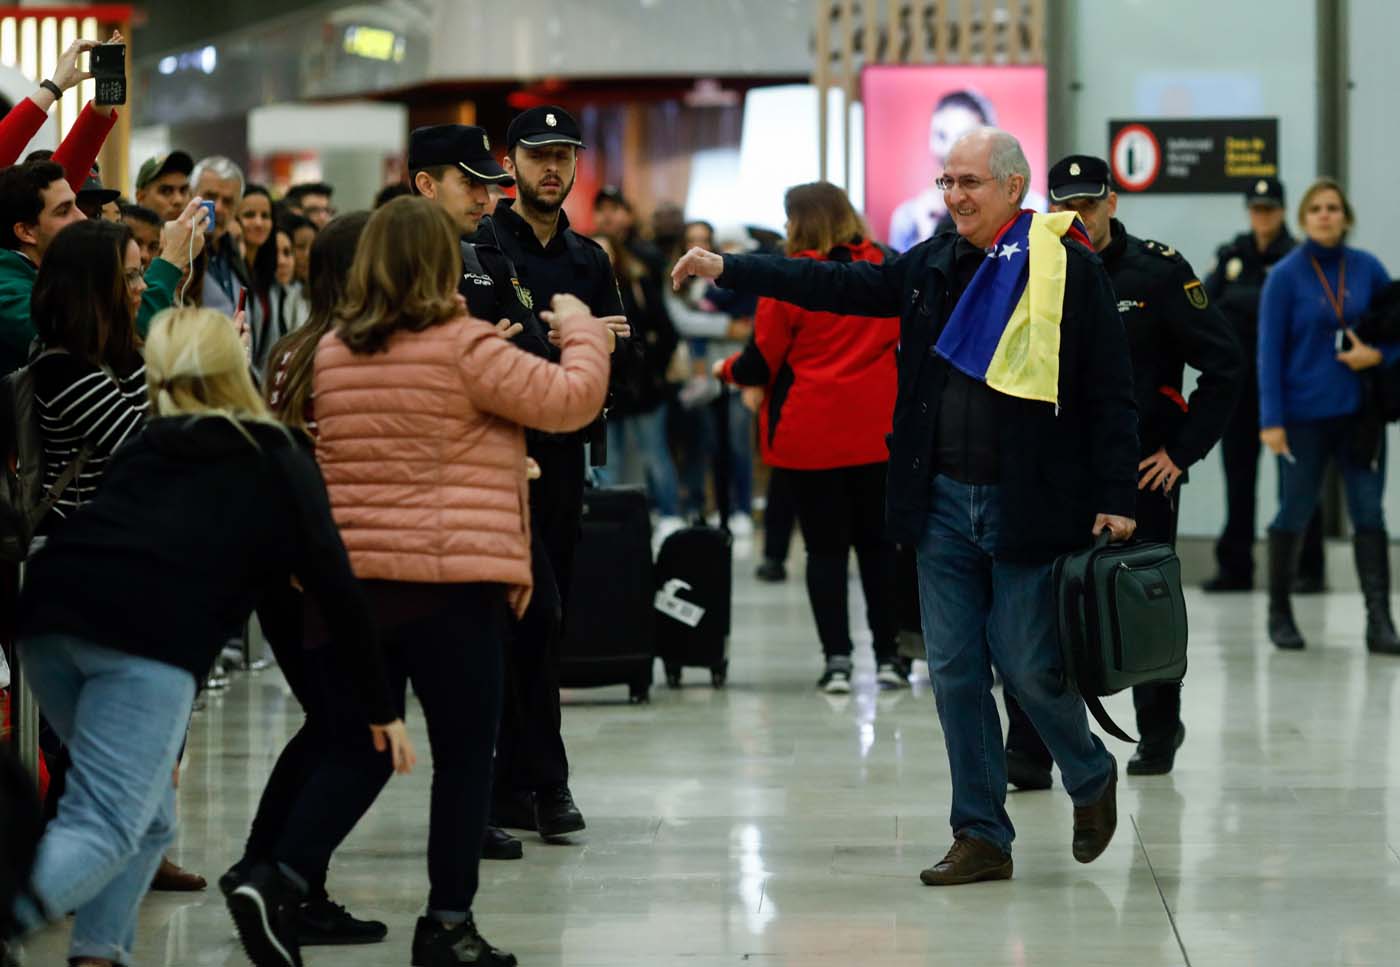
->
[1083, 691, 1137, 744]
[30, 445, 92, 524]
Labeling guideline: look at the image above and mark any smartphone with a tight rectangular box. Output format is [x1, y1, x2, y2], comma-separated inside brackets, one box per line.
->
[89, 43, 127, 106]
[1336, 329, 1349, 353]
[199, 199, 216, 234]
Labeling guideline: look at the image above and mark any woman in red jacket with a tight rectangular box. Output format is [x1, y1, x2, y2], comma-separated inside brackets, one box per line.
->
[716, 182, 902, 694]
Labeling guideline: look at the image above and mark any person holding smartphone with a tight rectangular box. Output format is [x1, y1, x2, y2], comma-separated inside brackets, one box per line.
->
[1258, 178, 1399, 653]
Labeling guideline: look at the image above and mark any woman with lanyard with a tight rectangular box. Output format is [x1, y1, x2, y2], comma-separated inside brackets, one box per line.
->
[1258, 177, 1399, 653]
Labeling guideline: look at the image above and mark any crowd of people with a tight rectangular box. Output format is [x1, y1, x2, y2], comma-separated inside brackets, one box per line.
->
[0, 30, 1396, 967]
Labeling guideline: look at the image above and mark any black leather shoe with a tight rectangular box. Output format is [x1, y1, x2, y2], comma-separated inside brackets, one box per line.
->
[482, 825, 523, 860]
[1127, 724, 1186, 776]
[1201, 573, 1252, 592]
[534, 784, 586, 840]
[754, 559, 787, 582]
[298, 895, 388, 946]
[1006, 749, 1053, 791]
[411, 915, 517, 966]
[490, 789, 537, 832]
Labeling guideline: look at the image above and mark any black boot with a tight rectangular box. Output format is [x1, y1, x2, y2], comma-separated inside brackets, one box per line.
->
[1354, 531, 1400, 654]
[1268, 531, 1306, 650]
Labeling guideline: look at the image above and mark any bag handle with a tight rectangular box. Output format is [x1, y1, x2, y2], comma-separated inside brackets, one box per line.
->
[28, 444, 92, 528]
[1084, 692, 1138, 744]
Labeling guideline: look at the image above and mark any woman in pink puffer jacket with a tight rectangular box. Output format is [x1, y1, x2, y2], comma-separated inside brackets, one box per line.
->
[251, 196, 607, 967]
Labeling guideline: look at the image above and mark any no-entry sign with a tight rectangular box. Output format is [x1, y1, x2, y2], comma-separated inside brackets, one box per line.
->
[1106, 118, 1278, 194]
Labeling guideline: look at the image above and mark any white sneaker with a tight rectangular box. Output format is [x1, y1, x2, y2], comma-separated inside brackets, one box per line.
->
[727, 513, 754, 538]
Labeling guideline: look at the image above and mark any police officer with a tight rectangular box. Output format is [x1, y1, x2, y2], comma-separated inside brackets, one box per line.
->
[1005, 155, 1242, 781]
[472, 106, 628, 845]
[1201, 178, 1328, 594]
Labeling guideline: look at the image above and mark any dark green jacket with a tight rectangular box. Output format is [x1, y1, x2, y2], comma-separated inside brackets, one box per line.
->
[0, 250, 181, 376]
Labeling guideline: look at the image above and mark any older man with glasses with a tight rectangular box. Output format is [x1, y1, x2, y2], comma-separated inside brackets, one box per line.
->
[673, 127, 1137, 886]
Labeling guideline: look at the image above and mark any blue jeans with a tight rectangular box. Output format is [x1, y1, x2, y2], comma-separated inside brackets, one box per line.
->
[597, 407, 680, 516]
[916, 475, 1113, 854]
[12, 634, 195, 965]
[677, 394, 753, 519]
[1271, 416, 1386, 534]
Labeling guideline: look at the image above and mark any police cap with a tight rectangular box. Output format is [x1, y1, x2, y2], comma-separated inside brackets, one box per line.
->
[506, 106, 586, 151]
[408, 124, 514, 186]
[1245, 177, 1284, 209]
[78, 166, 120, 207]
[1048, 154, 1112, 203]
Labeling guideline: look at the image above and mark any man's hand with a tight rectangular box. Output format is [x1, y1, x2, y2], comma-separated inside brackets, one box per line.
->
[1138, 447, 1183, 493]
[158, 197, 209, 269]
[671, 247, 725, 290]
[740, 386, 764, 413]
[494, 318, 524, 340]
[50, 38, 99, 94]
[1337, 329, 1383, 371]
[1093, 514, 1136, 542]
[600, 316, 631, 340]
[370, 719, 417, 775]
[1260, 426, 1291, 459]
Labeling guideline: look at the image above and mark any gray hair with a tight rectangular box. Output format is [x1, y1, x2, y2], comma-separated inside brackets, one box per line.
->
[190, 155, 245, 197]
[954, 127, 1031, 205]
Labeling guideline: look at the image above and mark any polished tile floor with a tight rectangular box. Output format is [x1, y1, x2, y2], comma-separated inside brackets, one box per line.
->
[21, 539, 1400, 965]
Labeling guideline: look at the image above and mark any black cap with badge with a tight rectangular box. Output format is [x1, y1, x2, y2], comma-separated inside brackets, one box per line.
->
[78, 166, 120, 208]
[1245, 177, 1284, 208]
[407, 124, 514, 185]
[506, 106, 586, 151]
[1048, 154, 1112, 203]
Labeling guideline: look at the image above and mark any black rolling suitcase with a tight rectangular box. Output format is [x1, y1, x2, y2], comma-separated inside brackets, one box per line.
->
[560, 485, 656, 703]
[655, 386, 734, 688]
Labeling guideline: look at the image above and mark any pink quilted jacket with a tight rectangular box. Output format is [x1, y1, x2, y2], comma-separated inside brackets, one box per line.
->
[314, 311, 609, 615]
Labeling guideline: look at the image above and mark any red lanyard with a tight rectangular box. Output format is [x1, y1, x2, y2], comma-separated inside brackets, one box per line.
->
[1309, 256, 1347, 324]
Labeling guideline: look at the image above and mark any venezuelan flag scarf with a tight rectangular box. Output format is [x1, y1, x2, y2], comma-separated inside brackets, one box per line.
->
[933, 210, 1087, 407]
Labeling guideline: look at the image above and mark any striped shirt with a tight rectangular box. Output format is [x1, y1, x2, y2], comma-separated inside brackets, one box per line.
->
[32, 352, 148, 522]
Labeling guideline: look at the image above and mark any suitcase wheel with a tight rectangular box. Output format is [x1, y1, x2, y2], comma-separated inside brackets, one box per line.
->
[628, 680, 650, 704]
[710, 661, 728, 689]
[665, 664, 683, 689]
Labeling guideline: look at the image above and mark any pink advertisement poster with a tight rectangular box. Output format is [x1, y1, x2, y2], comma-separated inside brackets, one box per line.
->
[863, 65, 1048, 251]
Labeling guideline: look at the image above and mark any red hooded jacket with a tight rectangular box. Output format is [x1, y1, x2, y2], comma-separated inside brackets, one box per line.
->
[718, 239, 899, 470]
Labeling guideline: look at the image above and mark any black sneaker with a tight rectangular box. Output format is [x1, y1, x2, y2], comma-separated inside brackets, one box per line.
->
[875, 657, 911, 689]
[534, 784, 586, 840]
[218, 858, 250, 898]
[482, 825, 524, 860]
[297, 895, 387, 946]
[754, 559, 787, 582]
[817, 656, 853, 694]
[411, 915, 517, 967]
[227, 863, 304, 967]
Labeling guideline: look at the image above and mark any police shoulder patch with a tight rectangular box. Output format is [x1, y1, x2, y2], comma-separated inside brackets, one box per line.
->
[1184, 278, 1208, 309]
[1143, 239, 1179, 260]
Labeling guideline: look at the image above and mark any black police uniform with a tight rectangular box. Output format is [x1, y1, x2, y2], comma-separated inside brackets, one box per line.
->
[470, 108, 625, 825]
[1203, 185, 1326, 589]
[1006, 156, 1242, 776]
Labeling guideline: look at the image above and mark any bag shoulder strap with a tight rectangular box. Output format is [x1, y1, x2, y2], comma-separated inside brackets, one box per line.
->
[459, 239, 487, 278]
[1083, 691, 1137, 744]
[30, 444, 92, 523]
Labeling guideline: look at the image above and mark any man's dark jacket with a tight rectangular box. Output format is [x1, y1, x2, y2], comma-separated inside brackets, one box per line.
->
[716, 230, 1139, 562]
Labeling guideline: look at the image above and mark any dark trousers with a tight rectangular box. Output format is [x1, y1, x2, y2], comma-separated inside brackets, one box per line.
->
[1215, 373, 1326, 583]
[761, 467, 798, 564]
[275, 586, 507, 916]
[789, 462, 897, 661]
[1006, 483, 1184, 766]
[493, 438, 583, 796]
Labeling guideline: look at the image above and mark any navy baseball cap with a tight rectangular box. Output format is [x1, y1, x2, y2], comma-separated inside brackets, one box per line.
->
[407, 125, 514, 185]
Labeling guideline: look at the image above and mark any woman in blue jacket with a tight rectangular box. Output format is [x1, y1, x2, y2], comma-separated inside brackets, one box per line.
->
[1258, 178, 1399, 652]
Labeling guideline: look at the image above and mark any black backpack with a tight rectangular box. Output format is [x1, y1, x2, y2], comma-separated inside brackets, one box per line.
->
[1053, 534, 1189, 742]
[0, 352, 91, 562]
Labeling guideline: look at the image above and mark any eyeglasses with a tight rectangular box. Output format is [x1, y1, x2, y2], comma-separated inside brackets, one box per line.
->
[935, 174, 996, 192]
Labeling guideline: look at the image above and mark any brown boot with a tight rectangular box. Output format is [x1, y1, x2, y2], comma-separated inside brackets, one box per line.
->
[1072, 758, 1118, 864]
[919, 836, 1013, 886]
[150, 855, 207, 892]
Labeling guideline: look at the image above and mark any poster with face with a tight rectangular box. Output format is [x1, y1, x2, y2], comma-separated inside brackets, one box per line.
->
[863, 65, 1048, 251]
